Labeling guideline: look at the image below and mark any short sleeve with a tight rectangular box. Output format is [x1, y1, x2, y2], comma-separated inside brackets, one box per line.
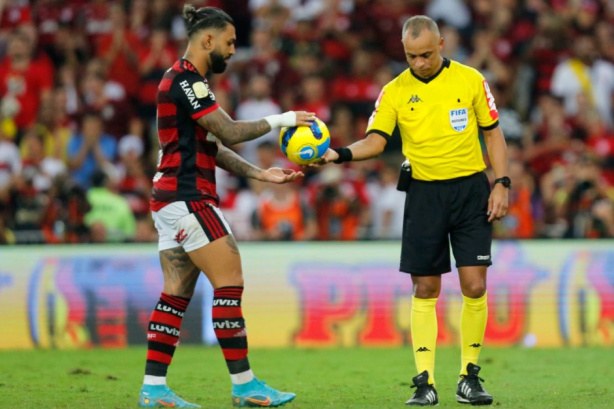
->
[170, 71, 219, 120]
[472, 72, 499, 130]
[365, 85, 397, 139]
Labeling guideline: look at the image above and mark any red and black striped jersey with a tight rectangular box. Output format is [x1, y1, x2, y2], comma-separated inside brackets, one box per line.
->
[151, 59, 220, 212]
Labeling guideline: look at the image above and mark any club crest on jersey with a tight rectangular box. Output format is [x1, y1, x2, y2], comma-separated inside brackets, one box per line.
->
[449, 108, 468, 132]
[179, 79, 201, 109]
[193, 81, 208, 98]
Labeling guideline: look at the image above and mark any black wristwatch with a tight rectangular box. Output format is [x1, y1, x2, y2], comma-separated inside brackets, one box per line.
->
[494, 176, 511, 189]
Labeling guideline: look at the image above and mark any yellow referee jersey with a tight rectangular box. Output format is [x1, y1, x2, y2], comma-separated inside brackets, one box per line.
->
[366, 59, 499, 181]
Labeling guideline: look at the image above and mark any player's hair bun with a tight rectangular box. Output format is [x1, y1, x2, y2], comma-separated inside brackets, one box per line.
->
[183, 4, 199, 28]
[182, 4, 235, 37]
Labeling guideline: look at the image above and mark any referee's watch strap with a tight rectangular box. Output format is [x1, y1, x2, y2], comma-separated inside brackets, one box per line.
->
[333, 147, 353, 164]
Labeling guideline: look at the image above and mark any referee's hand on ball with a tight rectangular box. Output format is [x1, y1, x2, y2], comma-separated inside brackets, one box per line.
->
[308, 149, 339, 167]
[258, 167, 304, 184]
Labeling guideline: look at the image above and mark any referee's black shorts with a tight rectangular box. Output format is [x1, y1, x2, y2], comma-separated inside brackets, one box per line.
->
[400, 171, 492, 276]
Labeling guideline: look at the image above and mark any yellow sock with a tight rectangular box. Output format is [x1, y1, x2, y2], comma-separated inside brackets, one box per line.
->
[411, 296, 438, 385]
[460, 292, 488, 376]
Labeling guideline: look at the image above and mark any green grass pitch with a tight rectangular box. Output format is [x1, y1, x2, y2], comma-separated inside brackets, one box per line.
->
[0, 346, 612, 408]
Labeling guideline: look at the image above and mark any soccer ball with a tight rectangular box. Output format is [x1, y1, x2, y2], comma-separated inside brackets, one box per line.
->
[279, 118, 330, 165]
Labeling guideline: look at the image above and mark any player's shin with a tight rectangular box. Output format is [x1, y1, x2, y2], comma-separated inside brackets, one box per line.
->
[144, 293, 191, 385]
[212, 286, 254, 385]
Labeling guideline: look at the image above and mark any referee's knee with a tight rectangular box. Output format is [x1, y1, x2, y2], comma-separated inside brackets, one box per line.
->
[461, 284, 486, 299]
[412, 282, 441, 299]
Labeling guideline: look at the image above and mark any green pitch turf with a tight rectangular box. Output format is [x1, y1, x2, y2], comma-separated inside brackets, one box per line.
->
[0, 346, 611, 408]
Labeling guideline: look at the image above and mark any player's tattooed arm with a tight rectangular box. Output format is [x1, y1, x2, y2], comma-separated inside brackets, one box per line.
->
[198, 109, 316, 145]
[159, 247, 200, 298]
[197, 109, 271, 145]
[215, 139, 304, 184]
[215, 140, 263, 179]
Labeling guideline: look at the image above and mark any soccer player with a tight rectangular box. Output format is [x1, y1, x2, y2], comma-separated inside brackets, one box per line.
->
[318, 16, 509, 406]
[138, 5, 315, 408]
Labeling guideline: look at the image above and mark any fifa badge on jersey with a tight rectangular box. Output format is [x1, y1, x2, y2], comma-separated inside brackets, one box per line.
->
[193, 81, 209, 98]
[449, 108, 468, 132]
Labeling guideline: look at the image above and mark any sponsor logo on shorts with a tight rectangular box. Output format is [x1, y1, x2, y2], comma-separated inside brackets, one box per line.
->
[477, 255, 490, 260]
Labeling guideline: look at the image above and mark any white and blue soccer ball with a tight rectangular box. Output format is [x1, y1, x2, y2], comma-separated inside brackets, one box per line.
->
[279, 118, 330, 165]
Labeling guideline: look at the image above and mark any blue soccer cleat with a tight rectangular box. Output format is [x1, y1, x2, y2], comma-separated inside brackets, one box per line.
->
[231, 378, 296, 407]
[139, 384, 201, 408]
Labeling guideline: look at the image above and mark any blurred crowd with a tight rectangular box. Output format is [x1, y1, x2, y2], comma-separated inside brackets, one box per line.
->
[1, 0, 614, 244]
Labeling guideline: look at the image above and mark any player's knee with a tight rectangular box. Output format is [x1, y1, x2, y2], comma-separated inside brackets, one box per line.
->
[226, 269, 244, 287]
[211, 267, 244, 288]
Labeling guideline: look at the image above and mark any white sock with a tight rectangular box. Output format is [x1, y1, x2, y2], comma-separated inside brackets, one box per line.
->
[143, 375, 166, 386]
[231, 369, 255, 385]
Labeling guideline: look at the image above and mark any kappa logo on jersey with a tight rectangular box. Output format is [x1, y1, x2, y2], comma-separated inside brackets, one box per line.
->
[416, 346, 431, 352]
[449, 108, 469, 132]
[213, 299, 240, 307]
[174, 229, 187, 244]
[156, 303, 185, 317]
[408, 94, 423, 103]
[179, 80, 201, 109]
[482, 79, 499, 120]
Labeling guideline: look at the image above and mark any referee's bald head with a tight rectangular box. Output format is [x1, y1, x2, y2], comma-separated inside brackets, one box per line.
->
[402, 16, 440, 39]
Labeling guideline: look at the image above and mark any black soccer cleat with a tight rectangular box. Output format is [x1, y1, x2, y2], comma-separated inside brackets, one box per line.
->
[456, 363, 493, 406]
[406, 370, 439, 406]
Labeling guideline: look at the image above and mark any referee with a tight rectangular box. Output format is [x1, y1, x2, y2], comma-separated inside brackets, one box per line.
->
[320, 16, 509, 406]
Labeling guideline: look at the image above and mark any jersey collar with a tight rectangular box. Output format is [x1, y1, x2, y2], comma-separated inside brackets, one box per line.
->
[410, 58, 450, 84]
[180, 58, 203, 76]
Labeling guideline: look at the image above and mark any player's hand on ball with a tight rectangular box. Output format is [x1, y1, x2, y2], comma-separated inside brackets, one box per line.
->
[293, 111, 317, 126]
[259, 167, 304, 184]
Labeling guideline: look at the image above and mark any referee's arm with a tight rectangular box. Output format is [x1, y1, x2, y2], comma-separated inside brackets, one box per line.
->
[319, 132, 388, 165]
[482, 125, 509, 221]
[482, 126, 508, 182]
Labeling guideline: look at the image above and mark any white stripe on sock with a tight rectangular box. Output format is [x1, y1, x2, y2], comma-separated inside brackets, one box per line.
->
[143, 375, 166, 385]
[231, 369, 255, 385]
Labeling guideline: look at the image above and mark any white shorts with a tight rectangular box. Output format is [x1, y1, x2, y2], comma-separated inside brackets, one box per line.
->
[152, 201, 233, 252]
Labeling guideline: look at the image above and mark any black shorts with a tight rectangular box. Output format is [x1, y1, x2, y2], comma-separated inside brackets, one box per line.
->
[400, 171, 492, 276]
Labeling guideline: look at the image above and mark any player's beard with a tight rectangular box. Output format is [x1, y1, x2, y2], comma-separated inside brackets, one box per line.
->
[210, 50, 228, 73]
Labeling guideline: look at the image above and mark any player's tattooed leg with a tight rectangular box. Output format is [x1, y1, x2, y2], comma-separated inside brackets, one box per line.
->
[159, 247, 201, 298]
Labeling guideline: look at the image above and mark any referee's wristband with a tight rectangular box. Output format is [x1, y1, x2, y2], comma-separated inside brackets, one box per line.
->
[333, 147, 353, 164]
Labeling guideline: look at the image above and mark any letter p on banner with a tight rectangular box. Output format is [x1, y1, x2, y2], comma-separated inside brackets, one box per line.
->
[292, 266, 361, 346]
